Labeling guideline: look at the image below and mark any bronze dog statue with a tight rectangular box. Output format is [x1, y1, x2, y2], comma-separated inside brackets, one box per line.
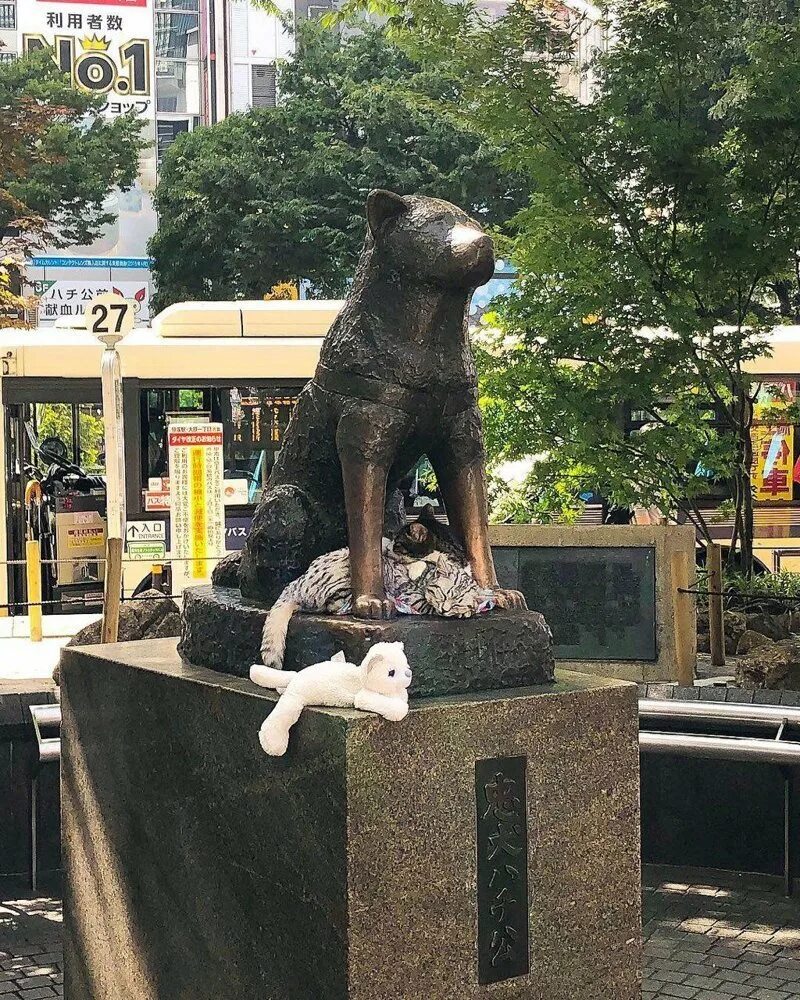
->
[234, 189, 525, 617]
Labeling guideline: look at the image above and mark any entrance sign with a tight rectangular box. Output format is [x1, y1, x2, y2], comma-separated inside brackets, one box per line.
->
[168, 422, 225, 587]
[126, 520, 165, 545]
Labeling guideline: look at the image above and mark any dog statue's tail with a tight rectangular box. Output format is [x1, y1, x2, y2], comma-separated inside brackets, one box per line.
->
[260, 598, 300, 668]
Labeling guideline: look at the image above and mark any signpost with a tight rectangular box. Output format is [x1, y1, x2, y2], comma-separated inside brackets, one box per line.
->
[168, 422, 225, 591]
[92, 292, 134, 643]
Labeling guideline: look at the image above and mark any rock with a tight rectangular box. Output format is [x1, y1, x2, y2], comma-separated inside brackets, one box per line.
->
[212, 551, 241, 588]
[179, 584, 556, 699]
[696, 605, 709, 634]
[735, 637, 800, 690]
[736, 630, 774, 656]
[721, 609, 748, 655]
[697, 632, 710, 654]
[744, 611, 792, 641]
[54, 589, 182, 684]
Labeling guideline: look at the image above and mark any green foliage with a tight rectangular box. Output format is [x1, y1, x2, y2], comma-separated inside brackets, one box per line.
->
[149, 20, 528, 308]
[723, 571, 800, 602]
[343, 0, 800, 568]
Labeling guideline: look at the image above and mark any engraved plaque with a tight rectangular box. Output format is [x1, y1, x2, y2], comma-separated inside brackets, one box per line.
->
[475, 756, 530, 984]
[493, 545, 656, 660]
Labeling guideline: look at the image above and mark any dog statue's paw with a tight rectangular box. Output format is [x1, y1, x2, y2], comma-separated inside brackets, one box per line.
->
[259, 720, 289, 757]
[493, 588, 528, 611]
[352, 594, 397, 620]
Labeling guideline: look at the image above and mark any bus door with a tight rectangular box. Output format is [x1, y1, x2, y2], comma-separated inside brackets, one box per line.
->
[3, 380, 105, 614]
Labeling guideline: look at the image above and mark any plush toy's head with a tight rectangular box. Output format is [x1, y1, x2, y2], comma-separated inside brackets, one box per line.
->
[361, 641, 412, 696]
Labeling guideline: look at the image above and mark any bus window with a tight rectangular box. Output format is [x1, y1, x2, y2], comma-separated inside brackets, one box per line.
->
[138, 384, 300, 508]
[34, 403, 74, 471]
[140, 387, 214, 485]
[220, 386, 298, 505]
[78, 403, 105, 476]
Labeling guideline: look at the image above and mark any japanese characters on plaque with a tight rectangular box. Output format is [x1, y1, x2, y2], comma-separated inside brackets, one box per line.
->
[19, 0, 155, 123]
[475, 756, 530, 985]
[168, 422, 226, 590]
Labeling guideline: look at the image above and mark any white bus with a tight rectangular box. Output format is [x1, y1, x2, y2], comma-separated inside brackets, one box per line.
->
[0, 300, 342, 615]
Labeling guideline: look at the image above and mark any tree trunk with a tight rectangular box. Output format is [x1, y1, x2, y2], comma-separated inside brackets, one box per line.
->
[730, 389, 755, 576]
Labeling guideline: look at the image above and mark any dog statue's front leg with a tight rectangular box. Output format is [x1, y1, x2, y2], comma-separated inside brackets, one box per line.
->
[432, 451, 528, 612]
[339, 453, 396, 619]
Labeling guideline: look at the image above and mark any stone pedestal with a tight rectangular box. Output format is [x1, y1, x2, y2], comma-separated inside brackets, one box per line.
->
[61, 638, 641, 1000]
[179, 585, 556, 697]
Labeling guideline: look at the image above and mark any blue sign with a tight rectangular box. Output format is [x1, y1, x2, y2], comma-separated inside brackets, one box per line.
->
[30, 257, 152, 269]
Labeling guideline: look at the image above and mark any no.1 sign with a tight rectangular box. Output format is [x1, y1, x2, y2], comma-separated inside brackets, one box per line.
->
[168, 422, 225, 588]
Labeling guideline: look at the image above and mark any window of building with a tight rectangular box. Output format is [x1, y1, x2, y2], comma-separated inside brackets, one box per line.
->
[251, 64, 276, 108]
[155, 10, 199, 59]
[0, 3, 15, 30]
[0, 51, 16, 63]
[156, 58, 201, 114]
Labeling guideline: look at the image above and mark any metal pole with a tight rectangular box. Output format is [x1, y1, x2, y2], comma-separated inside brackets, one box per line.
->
[98, 330, 126, 644]
[707, 542, 726, 667]
[30, 772, 38, 894]
[99, 333, 126, 540]
[24, 481, 43, 643]
[784, 767, 794, 898]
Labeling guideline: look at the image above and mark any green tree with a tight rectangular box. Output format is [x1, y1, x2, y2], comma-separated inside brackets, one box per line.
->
[0, 51, 145, 326]
[340, 0, 800, 572]
[149, 19, 528, 308]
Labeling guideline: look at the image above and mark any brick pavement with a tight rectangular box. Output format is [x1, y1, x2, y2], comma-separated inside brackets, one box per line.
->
[0, 892, 62, 999]
[643, 867, 800, 1000]
[2, 867, 799, 997]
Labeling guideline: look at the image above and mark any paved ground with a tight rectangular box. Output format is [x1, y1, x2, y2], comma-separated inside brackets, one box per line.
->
[643, 867, 800, 999]
[0, 890, 62, 998]
[0, 614, 98, 694]
[1, 868, 799, 997]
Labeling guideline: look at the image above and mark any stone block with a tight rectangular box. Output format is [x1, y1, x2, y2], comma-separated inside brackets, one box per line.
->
[179, 585, 555, 698]
[61, 638, 641, 1000]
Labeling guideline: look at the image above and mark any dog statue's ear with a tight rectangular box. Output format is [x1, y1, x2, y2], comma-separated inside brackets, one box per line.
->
[367, 189, 408, 238]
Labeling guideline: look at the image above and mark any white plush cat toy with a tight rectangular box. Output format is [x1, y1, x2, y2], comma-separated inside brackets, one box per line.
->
[249, 641, 412, 756]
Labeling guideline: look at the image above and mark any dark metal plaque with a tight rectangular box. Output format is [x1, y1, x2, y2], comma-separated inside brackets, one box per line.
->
[493, 545, 657, 660]
[475, 756, 530, 985]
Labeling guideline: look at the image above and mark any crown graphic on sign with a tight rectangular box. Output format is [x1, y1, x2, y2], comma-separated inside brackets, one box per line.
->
[80, 34, 111, 52]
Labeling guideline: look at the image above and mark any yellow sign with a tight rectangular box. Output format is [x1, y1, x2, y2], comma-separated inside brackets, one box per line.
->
[753, 425, 794, 502]
[67, 526, 105, 550]
[168, 422, 225, 587]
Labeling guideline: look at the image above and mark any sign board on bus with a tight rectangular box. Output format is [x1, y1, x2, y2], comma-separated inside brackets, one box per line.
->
[168, 422, 225, 587]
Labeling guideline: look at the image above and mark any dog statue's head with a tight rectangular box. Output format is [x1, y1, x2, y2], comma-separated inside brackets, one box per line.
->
[361, 641, 413, 697]
[366, 189, 495, 291]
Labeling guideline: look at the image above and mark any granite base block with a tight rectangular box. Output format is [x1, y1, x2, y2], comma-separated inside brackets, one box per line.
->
[179, 584, 556, 697]
[61, 637, 640, 1000]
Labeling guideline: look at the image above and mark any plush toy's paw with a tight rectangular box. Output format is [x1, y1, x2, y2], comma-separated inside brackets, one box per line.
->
[493, 588, 528, 611]
[352, 594, 397, 620]
[381, 700, 409, 723]
[258, 720, 289, 756]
